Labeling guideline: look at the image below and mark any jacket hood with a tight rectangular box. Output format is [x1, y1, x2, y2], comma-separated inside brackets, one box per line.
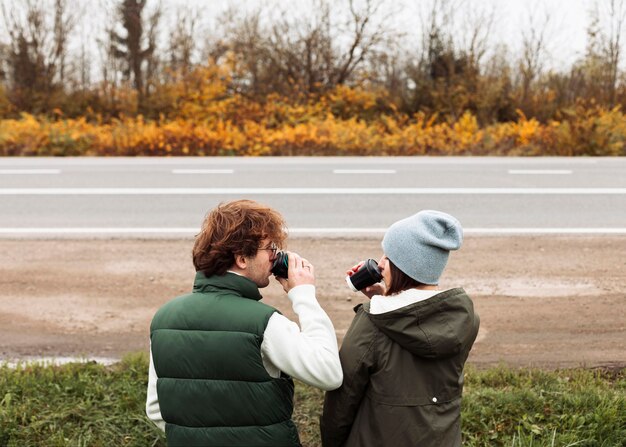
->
[363, 288, 479, 359]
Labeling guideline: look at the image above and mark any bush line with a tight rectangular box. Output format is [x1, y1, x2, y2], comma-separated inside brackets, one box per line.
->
[2, 105, 626, 157]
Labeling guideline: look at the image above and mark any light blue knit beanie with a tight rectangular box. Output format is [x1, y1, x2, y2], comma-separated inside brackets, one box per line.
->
[382, 210, 463, 285]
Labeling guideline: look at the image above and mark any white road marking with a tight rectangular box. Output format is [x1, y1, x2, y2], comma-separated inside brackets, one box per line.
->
[333, 169, 397, 174]
[1, 228, 625, 235]
[463, 228, 626, 234]
[290, 228, 385, 233]
[508, 169, 573, 175]
[0, 169, 61, 175]
[1, 187, 626, 195]
[0, 228, 196, 234]
[172, 169, 234, 174]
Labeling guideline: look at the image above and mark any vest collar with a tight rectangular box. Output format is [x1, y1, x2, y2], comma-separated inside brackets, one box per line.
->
[193, 271, 263, 301]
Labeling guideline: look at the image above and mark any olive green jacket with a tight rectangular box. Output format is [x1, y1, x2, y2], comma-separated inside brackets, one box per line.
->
[321, 288, 479, 447]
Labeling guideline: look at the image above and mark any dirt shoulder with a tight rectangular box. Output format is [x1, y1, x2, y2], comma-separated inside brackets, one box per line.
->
[0, 236, 624, 369]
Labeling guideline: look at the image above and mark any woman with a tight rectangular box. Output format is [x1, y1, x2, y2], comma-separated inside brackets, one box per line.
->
[321, 210, 480, 447]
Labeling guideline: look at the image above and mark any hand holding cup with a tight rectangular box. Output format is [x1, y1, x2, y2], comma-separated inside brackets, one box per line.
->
[275, 251, 315, 292]
[346, 258, 385, 298]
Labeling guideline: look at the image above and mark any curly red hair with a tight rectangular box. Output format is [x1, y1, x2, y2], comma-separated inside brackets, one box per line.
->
[192, 200, 287, 276]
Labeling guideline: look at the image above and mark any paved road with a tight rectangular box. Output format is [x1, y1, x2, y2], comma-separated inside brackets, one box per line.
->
[1, 156, 625, 236]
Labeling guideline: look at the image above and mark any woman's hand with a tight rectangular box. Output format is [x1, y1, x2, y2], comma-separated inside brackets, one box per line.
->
[361, 282, 385, 299]
[346, 261, 385, 299]
[345, 261, 365, 277]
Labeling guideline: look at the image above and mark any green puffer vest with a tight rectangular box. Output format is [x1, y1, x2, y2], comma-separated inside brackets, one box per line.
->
[150, 272, 301, 447]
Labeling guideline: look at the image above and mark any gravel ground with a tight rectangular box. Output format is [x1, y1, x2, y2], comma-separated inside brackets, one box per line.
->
[1, 236, 624, 369]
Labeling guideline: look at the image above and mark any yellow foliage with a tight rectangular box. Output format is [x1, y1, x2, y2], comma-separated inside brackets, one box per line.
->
[1, 90, 625, 156]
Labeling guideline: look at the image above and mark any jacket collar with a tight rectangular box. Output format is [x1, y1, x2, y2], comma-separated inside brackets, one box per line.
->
[193, 271, 263, 301]
[369, 288, 442, 315]
[362, 288, 465, 315]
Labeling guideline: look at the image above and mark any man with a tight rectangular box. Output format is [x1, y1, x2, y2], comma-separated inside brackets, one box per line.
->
[146, 199, 343, 446]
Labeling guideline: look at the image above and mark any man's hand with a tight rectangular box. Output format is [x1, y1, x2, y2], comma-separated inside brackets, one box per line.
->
[276, 251, 315, 293]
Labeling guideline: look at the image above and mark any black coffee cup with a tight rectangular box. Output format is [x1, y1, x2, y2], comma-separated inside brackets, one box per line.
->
[346, 259, 383, 292]
[271, 252, 289, 279]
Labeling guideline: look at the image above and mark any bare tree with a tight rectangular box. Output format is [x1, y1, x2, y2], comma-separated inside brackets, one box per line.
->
[0, 41, 11, 116]
[457, 0, 494, 71]
[77, 27, 91, 92]
[263, 0, 335, 94]
[576, 1, 626, 105]
[420, 0, 457, 79]
[1, 0, 76, 112]
[599, 0, 625, 105]
[221, 3, 328, 96]
[167, 6, 197, 79]
[108, 0, 161, 99]
[401, 0, 465, 116]
[0, 42, 8, 83]
[518, 2, 551, 106]
[52, 0, 71, 83]
[220, 7, 266, 95]
[220, 0, 392, 97]
[333, 0, 390, 86]
[479, 44, 516, 122]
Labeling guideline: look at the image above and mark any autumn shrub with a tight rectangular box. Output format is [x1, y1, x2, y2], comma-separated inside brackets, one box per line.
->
[1, 86, 625, 156]
[552, 105, 626, 156]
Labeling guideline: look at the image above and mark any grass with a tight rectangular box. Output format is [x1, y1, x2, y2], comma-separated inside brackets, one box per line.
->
[1, 354, 624, 447]
[0, 353, 162, 447]
[461, 366, 625, 446]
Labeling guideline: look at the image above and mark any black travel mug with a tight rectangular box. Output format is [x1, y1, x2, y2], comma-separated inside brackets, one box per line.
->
[346, 259, 383, 292]
[271, 252, 289, 279]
